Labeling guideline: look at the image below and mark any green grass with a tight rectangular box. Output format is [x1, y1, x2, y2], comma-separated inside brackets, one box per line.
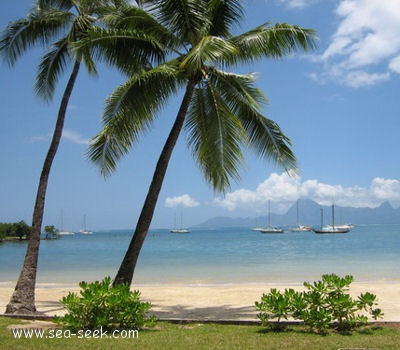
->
[1, 317, 400, 350]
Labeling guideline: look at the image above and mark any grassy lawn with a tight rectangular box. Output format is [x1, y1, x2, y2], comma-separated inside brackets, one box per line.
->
[1, 317, 400, 350]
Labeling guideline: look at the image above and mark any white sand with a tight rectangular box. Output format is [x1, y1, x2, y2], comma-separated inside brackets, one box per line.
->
[1, 281, 399, 322]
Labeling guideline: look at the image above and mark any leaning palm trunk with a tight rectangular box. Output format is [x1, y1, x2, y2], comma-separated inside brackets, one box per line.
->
[6, 60, 81, 314]
[113, 80, 196, 286]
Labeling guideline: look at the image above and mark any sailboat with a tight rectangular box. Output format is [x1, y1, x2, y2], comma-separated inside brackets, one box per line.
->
[312, 205, 350, 234]
[79, 215, 93, 235]
[289, 200, 312, 232]
[57, 210, 74, 236]
[170, 213, 190, 233]
[256, 200, 285, 234]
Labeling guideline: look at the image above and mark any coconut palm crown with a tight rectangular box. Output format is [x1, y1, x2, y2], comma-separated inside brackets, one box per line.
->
[86, 0, 318, 286]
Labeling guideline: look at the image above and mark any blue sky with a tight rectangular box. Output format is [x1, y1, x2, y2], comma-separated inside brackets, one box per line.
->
[1, 0, 399, 230]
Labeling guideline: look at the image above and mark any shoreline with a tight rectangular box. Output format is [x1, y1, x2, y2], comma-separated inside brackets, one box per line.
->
[1, 280, 399, 322]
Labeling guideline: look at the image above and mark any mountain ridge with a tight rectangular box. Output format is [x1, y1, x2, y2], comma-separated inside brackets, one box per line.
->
[193, 200, 400, 228]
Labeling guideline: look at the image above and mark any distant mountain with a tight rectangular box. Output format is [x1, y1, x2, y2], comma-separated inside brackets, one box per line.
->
[194, 200, 400, 228]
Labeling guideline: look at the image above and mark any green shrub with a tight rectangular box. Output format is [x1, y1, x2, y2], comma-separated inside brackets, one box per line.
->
[255, 274, 384, 334]
[255, 288, 301, 330]
[54, 277, 157, 330]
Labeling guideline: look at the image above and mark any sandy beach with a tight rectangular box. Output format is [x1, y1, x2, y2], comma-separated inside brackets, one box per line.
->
[1, 281, 399, 322]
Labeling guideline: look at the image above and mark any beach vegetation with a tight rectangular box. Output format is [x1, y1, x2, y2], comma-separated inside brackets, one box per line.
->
[0, 221, 32, 241]
[255, 274, 384, 334]
[85, 0, 318, 286]
[0, 0, 164, 315]
[44, 225, 59, 240]
[54, 277, 157, 330]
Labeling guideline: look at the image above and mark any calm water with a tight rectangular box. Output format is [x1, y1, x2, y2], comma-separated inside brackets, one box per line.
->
[1, 225, 399, 285]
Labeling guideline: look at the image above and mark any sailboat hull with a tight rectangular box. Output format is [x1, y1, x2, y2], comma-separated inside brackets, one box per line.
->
[312, 227, 350, 234]
[170, 229, 190, 233]
[259, 228, 285, 234]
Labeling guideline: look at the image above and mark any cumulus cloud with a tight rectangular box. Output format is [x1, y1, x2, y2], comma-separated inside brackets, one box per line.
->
[165, 194, 199, 208]
[313, 0, 400, 87]
[214, 173, 400, 212]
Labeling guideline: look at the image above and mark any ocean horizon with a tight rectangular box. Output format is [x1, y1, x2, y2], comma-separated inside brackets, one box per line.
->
[1, 224, 399, 286]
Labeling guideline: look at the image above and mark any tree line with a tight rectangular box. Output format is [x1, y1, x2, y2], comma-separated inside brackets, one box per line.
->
[0, 221, 32, 241]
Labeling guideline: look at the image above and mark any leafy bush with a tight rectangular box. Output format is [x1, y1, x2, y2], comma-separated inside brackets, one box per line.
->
[255, 274, 384, 334]
[255, 288, 300, 330]
[55, 277, 157, 330]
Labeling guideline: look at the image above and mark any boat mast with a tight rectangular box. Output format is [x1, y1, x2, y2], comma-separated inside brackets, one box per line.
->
[331, 204, 335, 229]
[320, 207, 323, 229]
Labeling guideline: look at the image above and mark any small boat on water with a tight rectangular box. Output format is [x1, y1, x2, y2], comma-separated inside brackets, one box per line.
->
[289, 200, 312, 232]
[57, 210, 74, 236]
[253, 200, 285, 234]
[57, 231, 74, 236]
[313, 205, 351, 234]
[313, 226, 350, 234]
[79, 215, 93, 235]
[259, 227, 285, 234]
[289, 225, 312, 232]
[170, 228, 190, 234]
[170, 213, 190, 233]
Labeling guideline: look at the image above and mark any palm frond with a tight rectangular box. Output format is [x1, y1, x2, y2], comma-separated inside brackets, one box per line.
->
[180, 35, 237, 73]
[0, 10, 72, 65]
[34, 38, 71, 101]
[100, 3, 181, 52]
[207, 0, 244, 37]
[145, 0, 210, 45]
[88, 64, 181, 176]
[185, 80, 246, 192]
[73, 27, 166, 74]
[207, 68, 267, 111]
[38, 0, 74, 11]
[231, 22, 318, 62]
[206, 68, 297, 173]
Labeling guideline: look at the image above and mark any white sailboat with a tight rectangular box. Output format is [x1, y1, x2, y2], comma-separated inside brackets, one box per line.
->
[312, 205, 350, 234]
[255, 200, 285, 234]
[289, 200, 312, 232]
[170, 213, 190, 233]
[79, 215, 93, 235]
[57, 210, 74, 236]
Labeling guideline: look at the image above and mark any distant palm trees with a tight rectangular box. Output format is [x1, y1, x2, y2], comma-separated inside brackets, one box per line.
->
[0, 0, 163, 314]
[86, 0, 317, 286]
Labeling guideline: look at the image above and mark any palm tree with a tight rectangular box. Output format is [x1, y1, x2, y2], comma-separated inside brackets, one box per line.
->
[0, 0, 164, 314]
[87, 0, 318, 286]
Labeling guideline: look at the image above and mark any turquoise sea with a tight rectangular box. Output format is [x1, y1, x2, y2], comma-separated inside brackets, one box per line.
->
[0, 224, 399, 285]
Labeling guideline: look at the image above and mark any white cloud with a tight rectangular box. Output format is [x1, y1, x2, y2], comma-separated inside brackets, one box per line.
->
[389, 55, 400, 74]
[214, 173, 400, 212]
[26, 128, 89, 145]
[273, 0, 319, 9]
[62, 129, 89, 145]
[165, 194, 200, 208]
[313, 0, 400, 87]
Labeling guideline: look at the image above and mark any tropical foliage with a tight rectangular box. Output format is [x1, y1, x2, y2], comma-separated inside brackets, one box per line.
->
[54, 277, 157, 330]
[85, 0, 318, 285]
[255, 274, 384, 334]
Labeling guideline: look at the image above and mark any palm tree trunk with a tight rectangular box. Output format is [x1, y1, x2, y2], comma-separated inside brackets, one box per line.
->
[5, 60, 81, 314]
[113, 80, 197, 286]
